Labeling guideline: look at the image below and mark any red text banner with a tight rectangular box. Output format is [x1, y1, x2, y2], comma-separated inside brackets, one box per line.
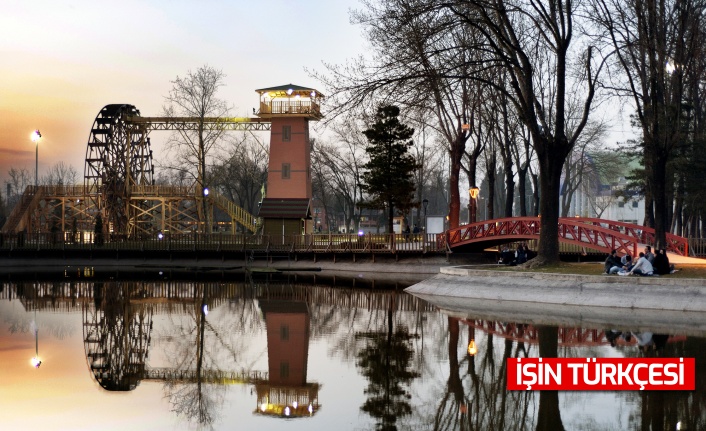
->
[507, 357, 695, 391]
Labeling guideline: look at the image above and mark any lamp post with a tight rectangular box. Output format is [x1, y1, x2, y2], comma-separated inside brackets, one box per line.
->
[469, 187, 479, 224]
[422, 198, 429, 230]
[31, 130, 41, 188]
[30, 308, 41, 368]
[422, 198, 429, 251]
[202, 187, 210, 234]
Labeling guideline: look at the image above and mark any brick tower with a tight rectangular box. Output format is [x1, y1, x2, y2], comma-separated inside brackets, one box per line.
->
[255, 84, 323, 237]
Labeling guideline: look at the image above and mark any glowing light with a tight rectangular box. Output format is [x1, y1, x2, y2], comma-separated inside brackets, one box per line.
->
[157, 232, 164, 240]
[30, 357, 42, 368]
[292, 401, 298, 409]
[203, 187, 209, 196]
[310, 91, 316, 97]
[677, 421, 683, 430]
[308, 404, 314, 414]
[286, 88, 293, 95]
[202, 304, 209, 315]
[31, 130, 41, 142]
[467, 339, 477, 356]
[284, 406, 290, 416]
[666, 61, 677, 74]
[260, 403, 267, 412]
[469, 187, 479, 199]
[358, 230, 364, 236]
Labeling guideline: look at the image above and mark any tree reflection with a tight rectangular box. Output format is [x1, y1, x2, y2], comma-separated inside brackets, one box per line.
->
[164, 285, 223, 426]
[630, 336, 706, 431]
[161, 284, 225, 429]
[356, 293, 420, 431]
[535, 326, 564, 431]
[431, 319, 534, 431]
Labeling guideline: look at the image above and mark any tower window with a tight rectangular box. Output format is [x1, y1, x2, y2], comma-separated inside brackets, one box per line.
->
[280, 324, 289, 340]
[282, 163, 291, 179]
[283, 125, 291, 142]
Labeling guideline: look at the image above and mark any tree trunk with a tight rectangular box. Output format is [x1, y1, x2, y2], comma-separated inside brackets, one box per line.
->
[652, 156, 668, 249]
[487, 153, 497, 220]
[535, 138, 565, 264]
[531, 172, 540, 217]
[535, 326, 564, 431]
[388, 201, 394, 235]
[448, 136, 465, 229]
[517, 167, 528, 217]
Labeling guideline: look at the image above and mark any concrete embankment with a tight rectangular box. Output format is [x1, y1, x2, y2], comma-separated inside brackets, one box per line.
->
[405, 267, 706, 335]
[0, 255, 455, 283]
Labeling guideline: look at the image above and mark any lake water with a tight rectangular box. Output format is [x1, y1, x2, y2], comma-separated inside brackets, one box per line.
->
[0, 272, 703, 431]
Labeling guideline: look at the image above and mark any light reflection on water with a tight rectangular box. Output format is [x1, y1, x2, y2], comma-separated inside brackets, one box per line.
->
[0, 274, 704, 431]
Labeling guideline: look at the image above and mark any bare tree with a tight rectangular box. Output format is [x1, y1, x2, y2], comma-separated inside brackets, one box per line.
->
[560, 120, 609, 217]
[42, 161, 78, 186]
[591, 0, 705, 248]
[315, 3, 487, 229]
[437, 0, 604, 264]
[211, 136, 268, 216]
[312, 118, 368, 233]
[163, 65, 231, 233]
[317, 0, 604, 263]
[6, 167, 32, 208]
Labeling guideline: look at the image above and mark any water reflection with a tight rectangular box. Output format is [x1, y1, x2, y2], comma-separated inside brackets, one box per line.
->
[356, 294, 420, 431]
[1, 276, 705, 431]
[535, 326, 564, 431]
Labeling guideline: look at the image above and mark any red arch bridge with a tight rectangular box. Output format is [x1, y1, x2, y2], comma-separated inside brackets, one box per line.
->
[442, 216, 689, 257]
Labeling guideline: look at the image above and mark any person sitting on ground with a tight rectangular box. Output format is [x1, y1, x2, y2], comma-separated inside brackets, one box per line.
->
[644, 245, 655, 264]
[499, 247, 515, 265]
[523, 244, 534, 260]
[516, 243, 528, 264]
[612, 254, 633, 274]
[604, 249, 623, 274]
[653, 248, 675, 275]
[629, 252, 654, 276]
[621, 253, 632, 267]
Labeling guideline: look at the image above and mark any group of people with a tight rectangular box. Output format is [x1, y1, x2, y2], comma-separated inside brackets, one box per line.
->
[499, 243, 533, 265]
[603, 245, 674, 276]
[402, 224, 422, 241]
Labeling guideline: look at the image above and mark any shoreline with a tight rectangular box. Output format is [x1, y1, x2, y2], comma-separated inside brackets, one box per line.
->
[405, 267, 706, 335]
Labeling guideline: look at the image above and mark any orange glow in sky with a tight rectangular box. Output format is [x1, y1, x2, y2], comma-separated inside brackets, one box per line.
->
[0, 0, 364, 186]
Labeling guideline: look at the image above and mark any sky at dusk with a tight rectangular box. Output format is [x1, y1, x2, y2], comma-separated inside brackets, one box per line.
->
[0, 0, 366, 186]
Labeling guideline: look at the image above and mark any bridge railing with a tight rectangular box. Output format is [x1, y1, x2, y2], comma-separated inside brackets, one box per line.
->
[569, 217, 689, 256]
[445, 216, 690, 256]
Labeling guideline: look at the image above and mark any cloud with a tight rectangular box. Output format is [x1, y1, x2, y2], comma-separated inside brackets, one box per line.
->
[0, 148, 33, 157]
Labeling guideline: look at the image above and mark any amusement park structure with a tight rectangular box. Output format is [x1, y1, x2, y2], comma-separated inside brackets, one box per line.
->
[1, 85, 323, 239]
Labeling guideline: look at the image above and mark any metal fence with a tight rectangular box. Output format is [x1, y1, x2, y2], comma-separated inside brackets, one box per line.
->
[0, 232, 446, 254]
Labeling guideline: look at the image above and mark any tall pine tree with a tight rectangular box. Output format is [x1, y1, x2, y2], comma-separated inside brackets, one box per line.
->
[361, 105, 418, 234]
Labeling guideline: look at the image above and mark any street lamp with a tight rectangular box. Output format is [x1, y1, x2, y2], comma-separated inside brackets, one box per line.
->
[469, 187, 479, 224]
[31, 130, 41, 188]
[30, 308, 41, 368]
[422, 198, 429, 231]
[202, 187, 210, 234]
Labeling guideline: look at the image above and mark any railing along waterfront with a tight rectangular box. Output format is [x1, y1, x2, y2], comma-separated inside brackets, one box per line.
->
[0, 232, 445, 254]
[688, 238, 706, 257]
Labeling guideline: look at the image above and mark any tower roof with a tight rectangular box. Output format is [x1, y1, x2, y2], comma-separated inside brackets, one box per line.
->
[256, 84, 324, 98]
